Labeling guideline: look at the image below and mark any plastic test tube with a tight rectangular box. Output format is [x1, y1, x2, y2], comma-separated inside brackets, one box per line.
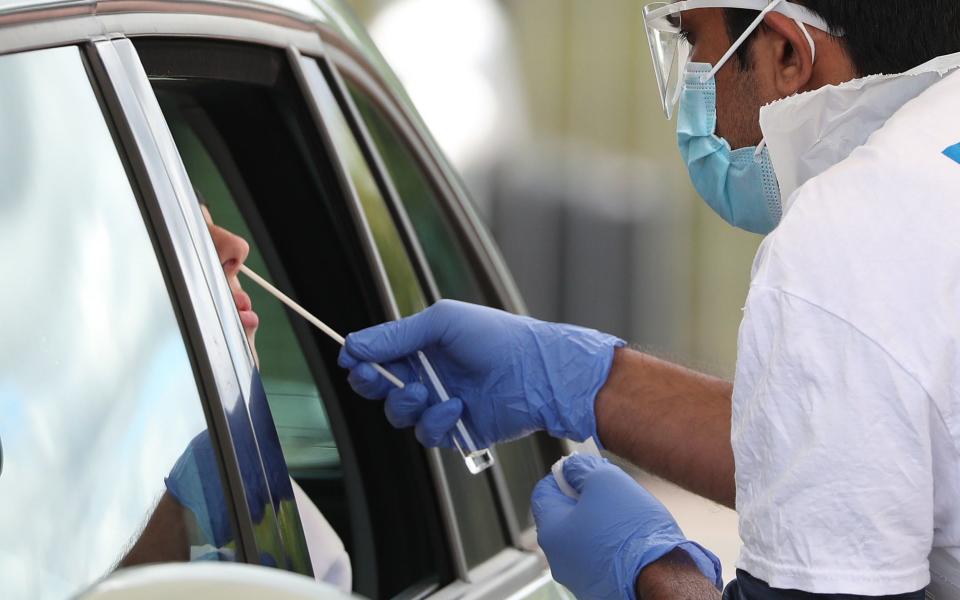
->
[414, 350, 494, 474]
[239, 265, 495, 474]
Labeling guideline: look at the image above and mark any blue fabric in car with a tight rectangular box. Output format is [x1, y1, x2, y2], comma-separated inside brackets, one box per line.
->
[165, 430, 238, 548]
[165, 372, 293, 549]
[723, 570, 925, 600]
[247, 369, 295, 504]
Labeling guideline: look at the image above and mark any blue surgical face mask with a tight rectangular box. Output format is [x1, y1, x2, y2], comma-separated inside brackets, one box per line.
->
[677, 62, 782, 235]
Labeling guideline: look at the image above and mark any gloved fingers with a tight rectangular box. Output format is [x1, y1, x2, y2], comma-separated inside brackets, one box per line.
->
[561, 454, 613, 494]
[346, 360, 413, 400]
[414, 397, 464, 448]
[347, 362, 389, 399]
[337, 346, 359, 369]
[344, 305, 448, 365]
[384, 382, 430, 429]
[531, 475, 576, 532]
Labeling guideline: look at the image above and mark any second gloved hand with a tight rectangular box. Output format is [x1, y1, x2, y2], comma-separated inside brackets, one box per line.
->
[338, 300, 624, 447]
[532, 455, 722, 600]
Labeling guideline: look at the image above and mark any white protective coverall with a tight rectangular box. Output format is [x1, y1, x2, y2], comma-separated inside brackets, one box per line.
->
[732, 53, 960, 597]
[291, 479, 352, 592]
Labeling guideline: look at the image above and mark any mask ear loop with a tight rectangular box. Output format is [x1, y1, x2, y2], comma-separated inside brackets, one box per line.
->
[795, 18, 816, 63]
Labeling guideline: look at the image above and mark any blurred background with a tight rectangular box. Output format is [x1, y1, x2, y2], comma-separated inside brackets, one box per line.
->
[345, 0, 760, 579]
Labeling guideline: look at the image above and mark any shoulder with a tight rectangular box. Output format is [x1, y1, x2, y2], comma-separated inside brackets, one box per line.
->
[760, 69, 960, 282]
[752, 113, 960, 320]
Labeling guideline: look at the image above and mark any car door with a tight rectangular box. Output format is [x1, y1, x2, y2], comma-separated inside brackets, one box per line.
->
[0, 42, 287, 599]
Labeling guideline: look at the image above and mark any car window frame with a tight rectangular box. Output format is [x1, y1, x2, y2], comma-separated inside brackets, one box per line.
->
[309, 46, 528, 549]
[88, 37, 298, 568]
[321, 27, 571, 554]
[289, 47, 484, 583]
[317, 32, 527, 313]
[318, 31, 572, 538]
[314, 44, 572, 598]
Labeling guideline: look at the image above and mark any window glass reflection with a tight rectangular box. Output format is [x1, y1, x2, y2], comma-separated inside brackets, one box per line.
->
[0, 47, 237, 599]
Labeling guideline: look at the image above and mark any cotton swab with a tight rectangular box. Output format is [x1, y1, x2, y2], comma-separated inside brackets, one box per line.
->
[239, 265, 404, 388]
[238, 264, 495, 474]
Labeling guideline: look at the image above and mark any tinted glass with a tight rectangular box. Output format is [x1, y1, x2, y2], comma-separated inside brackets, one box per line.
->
[0, 47, 237, 599]
[309, 61, 510, 566]
[347, 81, 486, 303]
[307, 62, 426, 318]
[347, 80, 556, 532]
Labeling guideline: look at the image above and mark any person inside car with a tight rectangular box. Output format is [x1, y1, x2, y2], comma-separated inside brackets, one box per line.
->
[118, 199, 350, 592]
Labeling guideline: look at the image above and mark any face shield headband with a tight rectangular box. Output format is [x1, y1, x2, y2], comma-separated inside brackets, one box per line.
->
[643, 0, 834, 119]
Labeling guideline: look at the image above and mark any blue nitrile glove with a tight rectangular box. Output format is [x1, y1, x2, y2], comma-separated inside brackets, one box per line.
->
[532, 455, 722, 600]
[337, 300, 624, 448]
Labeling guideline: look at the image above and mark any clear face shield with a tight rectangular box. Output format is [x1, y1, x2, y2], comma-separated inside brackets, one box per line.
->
[643, 0, 834, 119]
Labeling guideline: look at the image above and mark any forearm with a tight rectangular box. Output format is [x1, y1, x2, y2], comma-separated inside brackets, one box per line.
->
[636, 549, 721, 600]
[596, 347, 736, 507]
[118, 492, 190, 568]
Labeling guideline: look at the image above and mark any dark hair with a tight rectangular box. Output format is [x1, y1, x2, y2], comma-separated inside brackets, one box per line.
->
[724, 2, 960, 76]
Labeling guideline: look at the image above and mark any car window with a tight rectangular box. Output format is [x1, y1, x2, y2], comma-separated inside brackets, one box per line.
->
[137, 39, 452, 598]
[0, 46, 238, 600]
[305, 58, 512, 567]
[346, 79, 560, 533]
[163, 104, 340, 477]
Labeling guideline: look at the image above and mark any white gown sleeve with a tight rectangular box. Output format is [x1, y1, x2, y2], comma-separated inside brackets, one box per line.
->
[290, 478, 353, 592]
[732, 285, 934, 595]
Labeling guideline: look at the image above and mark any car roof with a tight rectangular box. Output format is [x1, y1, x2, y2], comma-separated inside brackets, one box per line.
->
[0, 0, 381, 67]
[0, 0, 401, 124]
[0, 0, 346, 26]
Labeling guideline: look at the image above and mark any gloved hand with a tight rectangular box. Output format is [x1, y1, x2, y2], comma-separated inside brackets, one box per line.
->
[532, 455, 722, 600]
[337, 300, 624, 448]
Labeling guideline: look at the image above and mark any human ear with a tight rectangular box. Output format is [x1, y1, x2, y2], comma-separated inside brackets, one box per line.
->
[758, 12, 815, 97]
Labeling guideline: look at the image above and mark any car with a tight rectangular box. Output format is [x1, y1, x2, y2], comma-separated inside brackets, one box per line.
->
[0, 1, 572, 598]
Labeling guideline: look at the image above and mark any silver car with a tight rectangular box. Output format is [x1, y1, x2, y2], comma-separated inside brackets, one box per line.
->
[0, 1, 569, 598]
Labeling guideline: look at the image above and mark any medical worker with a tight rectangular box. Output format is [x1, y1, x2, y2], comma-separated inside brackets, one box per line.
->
[339, 1, 960, 598]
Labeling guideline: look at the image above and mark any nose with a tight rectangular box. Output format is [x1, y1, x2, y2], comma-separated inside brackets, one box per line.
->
[211, 224, 250, 278]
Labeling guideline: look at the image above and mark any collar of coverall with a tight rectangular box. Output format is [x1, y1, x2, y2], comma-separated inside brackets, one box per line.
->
[758, 52, 960, 208]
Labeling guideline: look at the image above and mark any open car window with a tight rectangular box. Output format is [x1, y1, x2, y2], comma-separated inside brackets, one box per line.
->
[137, 38, 451, 598]
[161, 102, 341, 480]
